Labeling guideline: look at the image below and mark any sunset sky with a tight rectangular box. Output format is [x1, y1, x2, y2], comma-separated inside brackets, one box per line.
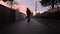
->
[15, 0, 50, 14]
[0, 0, 50, 15]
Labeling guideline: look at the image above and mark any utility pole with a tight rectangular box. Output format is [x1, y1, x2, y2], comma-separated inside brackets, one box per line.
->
[35, 1, 37, 14]
[9, 0, 14, 9]
[11, 1, 12, 9]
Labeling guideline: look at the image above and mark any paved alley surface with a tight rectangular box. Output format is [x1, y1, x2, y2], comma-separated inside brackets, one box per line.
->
[0, 18, 57, 34]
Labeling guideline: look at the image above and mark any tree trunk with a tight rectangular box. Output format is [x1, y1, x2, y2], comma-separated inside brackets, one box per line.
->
[51, 0, 55, 9]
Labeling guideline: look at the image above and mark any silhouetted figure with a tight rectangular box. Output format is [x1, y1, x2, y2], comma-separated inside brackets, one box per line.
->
[26, 8, 31, 23]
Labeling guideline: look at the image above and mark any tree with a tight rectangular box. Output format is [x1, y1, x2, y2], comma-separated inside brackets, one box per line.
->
[3, 0, 14, 8]
[3, 0, 14, 3]
[39, 0, 60, 9]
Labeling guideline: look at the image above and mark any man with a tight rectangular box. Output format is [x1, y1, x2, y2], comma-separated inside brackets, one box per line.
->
[26, 8, 31, 22]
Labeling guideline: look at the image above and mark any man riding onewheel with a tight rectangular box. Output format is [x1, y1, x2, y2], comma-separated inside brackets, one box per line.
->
[26, 8, 31, 23]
